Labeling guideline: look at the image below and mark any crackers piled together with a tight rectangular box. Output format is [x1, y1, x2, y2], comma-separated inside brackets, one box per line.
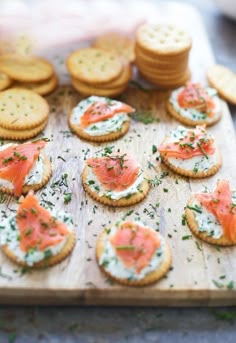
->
[66, 48, 131, 97]
[0, 88, 49, 140]
[135, 23, 192, 89]
[0, 54, 58, 96]
[92, 32, 135, 65]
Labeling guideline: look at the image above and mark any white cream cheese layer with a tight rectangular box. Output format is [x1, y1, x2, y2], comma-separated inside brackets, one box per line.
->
[0, 143, 45, 189]
[170, 87, 221, 123]
[191, 199, 223, 238]
[192, 192, 236, 239]
[165, 126, 218, 172]
[99, 222, 165, 280]
[0, 211, 73, 266]
[70, 96, 129, 136]
[86, 165, 144, 200]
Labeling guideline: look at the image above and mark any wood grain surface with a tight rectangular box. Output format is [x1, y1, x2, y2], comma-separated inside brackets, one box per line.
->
[0, 4, 235, 306]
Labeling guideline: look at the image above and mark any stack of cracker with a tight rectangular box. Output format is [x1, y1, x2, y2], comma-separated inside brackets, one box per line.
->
[67, 48, 131, 97]
[0, 88, 49, 140]
[92, 32, 135, 65]
[135, 23, 192, 89]
[0, 72, 12, 92]
[0, 54, 58, 96]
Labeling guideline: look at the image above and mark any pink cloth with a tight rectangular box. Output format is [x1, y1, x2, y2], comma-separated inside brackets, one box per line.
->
[0, 0, 158, 54]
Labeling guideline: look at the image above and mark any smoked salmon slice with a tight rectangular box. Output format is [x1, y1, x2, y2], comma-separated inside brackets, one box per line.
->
[158, 126, 215, 159]
[0, 140, 46, 196]
[195, 180, 236, 242]
[178, 82, 215, 117]
[110, 221, 160, 273]
[80, 99, 134, 128]
[17, 191, 69, 252]
[86, 153, 140, 192]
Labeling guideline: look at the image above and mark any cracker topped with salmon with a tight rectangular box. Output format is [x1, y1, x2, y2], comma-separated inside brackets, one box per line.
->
[0, 192, 76, 267]
[82, 147, 149, 206]
[96, 220, 172, 286]
[0, 139, 52, 196]
[167, 82, 222, 126]
[185, 180, 236, 246]
[69, 96, 134, 142]
[158, 125, 222, 178]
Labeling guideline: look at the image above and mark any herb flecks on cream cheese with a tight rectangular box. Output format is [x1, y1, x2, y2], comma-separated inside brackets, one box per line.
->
[86, 166, 144, 200]
[0, 212, 73, 266]
[71, 96, 130, 136]
[161, 126, 218, 172]
[99, 222, 165, 281]
[170, 86, 221, 123]
[191, 199, 223, 239]
[0, 144, 45, 189]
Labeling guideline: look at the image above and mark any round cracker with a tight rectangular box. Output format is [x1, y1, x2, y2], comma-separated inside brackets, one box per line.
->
[96, 228, 172, 286]
[137, 60, 189, 79]
[82, 166, 150, 207]
[135, 44, 189, 66]
[159, 147, 222, 178]
[69, 114, 130, 143]
[185, 197, 235, 246]
[140, 66, 190, 83]
[2, 230, 76, 268]
[14, 73, 58, 96]
[136, 55, 188, 74]
[0, 72, 12, 91]
[0, 54, 54, 82]
[0, 154, 52, 196]
[93, 32, 135, 63]
[71, 77, 127, 97]
[136, 23, 192, 56]
[166, 99, 222, 127]
[86, 64, 132, 89]
[0, 88, 49, 130]
[0, 119, 47, 141]
[207, 64, 236, 105]
[140, 69, 191, 89]
[66, 48, 123, 85]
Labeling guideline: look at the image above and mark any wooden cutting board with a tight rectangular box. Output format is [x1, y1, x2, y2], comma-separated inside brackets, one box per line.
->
[0, 3, 235, 306]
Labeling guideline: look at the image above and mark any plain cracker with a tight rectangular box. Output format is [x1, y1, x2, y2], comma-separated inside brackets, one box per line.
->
[0, 72, 12, 91]
[71, 77, 127, 97]
[0, 88, 49, 130]
[207, 64, 236, 105]
[0, 119, 47, 140]
[14, 73, 58, 96]
[93, 32, 135, 63]
[136, 23, 192, 56]
[67, 48, 123, 84]
[0, 54, 54, 82]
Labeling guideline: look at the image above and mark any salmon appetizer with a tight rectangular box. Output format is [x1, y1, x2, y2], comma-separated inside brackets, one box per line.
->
[82, 148, 150, 206]
[96, 220, 172, 286]
[68, 96, 135, 142]
[0, 191, 76, 267]
[166, 82, 222, 126]
[185, 180, 236, 246]
[158, 125, 222, 178]
[0, 139, 52, 196]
